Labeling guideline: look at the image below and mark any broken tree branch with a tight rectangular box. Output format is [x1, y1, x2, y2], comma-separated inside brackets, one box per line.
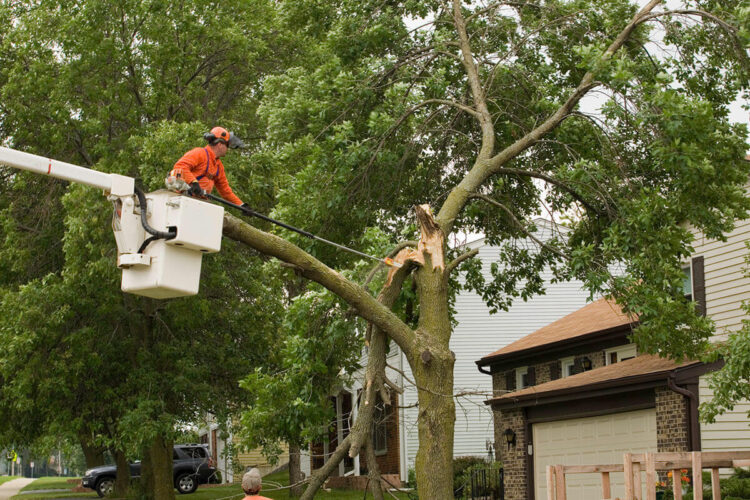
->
[298, 434, 352, 500]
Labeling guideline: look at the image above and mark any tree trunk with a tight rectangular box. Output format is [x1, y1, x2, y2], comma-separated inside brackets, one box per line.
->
[140, 436, 175, 500]
[411, 204, 456, 500]
[412, 353, 456, 499]
[79, 433, 106, 468]
[289, 443, 304, 497]
[114, 449, 131, 497]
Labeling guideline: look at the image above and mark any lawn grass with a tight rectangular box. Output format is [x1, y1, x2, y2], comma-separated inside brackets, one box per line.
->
[12, 476, 98, 500]
[11, 472, 413, 500]
[20, 477, 82, 491]
[0, 476, 20, 486]
[12, 493, 98, 500]
[191, 471, 413, 500]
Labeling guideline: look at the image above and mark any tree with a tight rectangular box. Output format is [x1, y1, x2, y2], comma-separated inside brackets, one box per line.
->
[237, 278, 361, 496]
[0, 0, 298, 496]
[220, 0, 750, 498]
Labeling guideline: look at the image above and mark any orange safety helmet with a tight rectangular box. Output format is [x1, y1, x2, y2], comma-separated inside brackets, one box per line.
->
[204, 126, 244, 149]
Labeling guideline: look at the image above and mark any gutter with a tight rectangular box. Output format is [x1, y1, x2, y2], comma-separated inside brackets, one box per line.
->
[486, 362, 705, 409]
[668, 374, 700, 451]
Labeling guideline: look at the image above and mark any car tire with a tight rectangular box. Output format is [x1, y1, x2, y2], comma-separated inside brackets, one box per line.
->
[175, 473, 199, 494]
[95, 477, 115, 498]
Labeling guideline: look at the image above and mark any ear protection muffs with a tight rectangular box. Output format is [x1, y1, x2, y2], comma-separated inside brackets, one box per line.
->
[204, 127, 244, 149]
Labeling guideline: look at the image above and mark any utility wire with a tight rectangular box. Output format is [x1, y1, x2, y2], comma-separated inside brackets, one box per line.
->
[202, 192, 401, 268]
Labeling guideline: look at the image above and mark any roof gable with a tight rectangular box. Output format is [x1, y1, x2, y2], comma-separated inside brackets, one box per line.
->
[479, 298, 636, 365]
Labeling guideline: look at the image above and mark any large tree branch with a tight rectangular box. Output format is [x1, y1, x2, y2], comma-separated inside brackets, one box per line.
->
[350, 255, 414, 458]
[364, 438, 386, 500]
[437, 0, 663, 235]
[299, 434, 351, 500]
[452, 0, 495, 159]
[222, 214, 416, 351]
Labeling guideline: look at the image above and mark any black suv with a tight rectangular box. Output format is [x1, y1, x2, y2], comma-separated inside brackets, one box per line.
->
[82, 444, 217, 497]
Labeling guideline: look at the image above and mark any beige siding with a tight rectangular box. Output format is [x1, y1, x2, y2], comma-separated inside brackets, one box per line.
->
[234, 444, 289, 480]
[691, 214, 750, 456]
[690, 217, 750, 339]
[699, 376, 750, 453]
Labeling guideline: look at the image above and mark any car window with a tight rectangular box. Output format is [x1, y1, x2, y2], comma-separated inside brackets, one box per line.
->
[173, 450, 180, 460]
[177, 446, 207, 459]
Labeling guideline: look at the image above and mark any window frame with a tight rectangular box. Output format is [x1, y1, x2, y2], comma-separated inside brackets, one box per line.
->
[560, 356, 575, 378]
[516, 366, 529, 389]
[372, 399, 388, 456]
[604, 344, 637, 365]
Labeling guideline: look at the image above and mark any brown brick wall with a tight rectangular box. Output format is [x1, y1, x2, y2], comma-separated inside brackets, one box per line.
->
[360, 391, 400, 475]
[491, 350, 607, 499]
[656, 386, 689, 452]
[495, 408, 527, 500]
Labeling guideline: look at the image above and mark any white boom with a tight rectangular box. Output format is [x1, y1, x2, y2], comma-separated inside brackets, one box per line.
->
[0, 146, 134, 196]
[0, 146, 224, 299]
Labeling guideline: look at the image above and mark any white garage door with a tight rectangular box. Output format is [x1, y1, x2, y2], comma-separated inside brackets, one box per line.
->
[533, 408, 657, 500]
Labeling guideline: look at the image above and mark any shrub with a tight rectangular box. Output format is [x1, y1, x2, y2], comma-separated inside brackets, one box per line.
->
[459, 461, 503, 500]
[453, 456, 487, 497]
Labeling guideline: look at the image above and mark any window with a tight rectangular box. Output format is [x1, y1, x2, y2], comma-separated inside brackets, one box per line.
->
[372, 398, 388, 455]
[516, 367, 529, 389]
[605, 344, 637, 365]
[560, 357, 575, 378]
[681, 265, 693, 300]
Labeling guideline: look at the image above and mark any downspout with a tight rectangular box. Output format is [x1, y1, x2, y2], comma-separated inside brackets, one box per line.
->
[477, 362, 492, 375]
[668, 375, 701, 451]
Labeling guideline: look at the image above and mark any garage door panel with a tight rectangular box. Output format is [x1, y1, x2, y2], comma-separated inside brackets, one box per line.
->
[534, 409, 657, 500]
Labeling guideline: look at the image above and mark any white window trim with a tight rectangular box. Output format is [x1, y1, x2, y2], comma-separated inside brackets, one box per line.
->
[604, 344, 637, 365]
[516, 366, 528, 389]
[681, 264, 694, 298]
[560, 356, 575, 378]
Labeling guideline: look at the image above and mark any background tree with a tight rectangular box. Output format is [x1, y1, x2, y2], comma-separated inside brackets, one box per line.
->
[0, 0, 297, 497]
[220, 0, 750, 498]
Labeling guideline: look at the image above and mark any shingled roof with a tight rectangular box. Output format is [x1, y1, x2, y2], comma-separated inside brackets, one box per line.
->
[485, 354, 702, 408]
[478, 298, 636, 366]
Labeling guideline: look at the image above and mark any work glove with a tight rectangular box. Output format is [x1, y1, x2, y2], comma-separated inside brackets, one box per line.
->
[188, 182, 205, 197]
[240, 203, 253, 213]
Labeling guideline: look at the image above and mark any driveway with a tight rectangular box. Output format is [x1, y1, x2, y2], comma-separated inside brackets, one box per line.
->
[0, 478, 34, 500]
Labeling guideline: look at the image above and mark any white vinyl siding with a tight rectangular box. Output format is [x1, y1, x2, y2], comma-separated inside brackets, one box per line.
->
[533, 409, 657, 500]
[399, 221, 591, 478]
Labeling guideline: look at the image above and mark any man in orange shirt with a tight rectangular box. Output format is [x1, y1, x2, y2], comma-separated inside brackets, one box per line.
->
[169, 126, 246, 206]
[240, 468, 272, 500]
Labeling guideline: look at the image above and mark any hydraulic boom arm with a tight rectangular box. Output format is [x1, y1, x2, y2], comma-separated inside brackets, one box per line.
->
[0, 146, 223, 299]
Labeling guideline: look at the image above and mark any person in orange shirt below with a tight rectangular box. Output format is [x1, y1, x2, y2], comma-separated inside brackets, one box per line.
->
[169, 126, 247, 207]
[241, 468, 272, 500]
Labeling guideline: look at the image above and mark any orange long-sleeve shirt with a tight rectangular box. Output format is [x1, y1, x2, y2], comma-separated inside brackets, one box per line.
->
[171, 147, 243, 205]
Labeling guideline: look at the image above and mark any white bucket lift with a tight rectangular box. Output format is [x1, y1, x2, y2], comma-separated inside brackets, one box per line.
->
[0, 146, 224, 299]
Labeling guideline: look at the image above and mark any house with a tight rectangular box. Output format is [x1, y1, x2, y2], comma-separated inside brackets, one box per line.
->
[198, 416, 289, 483]
[320, 220, 592, 486]
[478, 214, 750, 500]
